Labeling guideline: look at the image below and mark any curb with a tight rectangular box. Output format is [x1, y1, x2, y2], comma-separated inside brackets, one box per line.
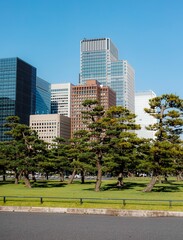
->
[0, 206, 183, 217]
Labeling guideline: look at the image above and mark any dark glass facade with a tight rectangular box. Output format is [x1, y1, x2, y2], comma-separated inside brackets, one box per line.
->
[0, 57, 36, 141]
[36, 77, 51, 114]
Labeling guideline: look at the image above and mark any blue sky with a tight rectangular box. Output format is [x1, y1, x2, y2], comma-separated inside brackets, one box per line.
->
[0, 0, 183, 97]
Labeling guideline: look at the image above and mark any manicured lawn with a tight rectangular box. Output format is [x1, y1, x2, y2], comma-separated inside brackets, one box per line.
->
[0, 177, 183, 211]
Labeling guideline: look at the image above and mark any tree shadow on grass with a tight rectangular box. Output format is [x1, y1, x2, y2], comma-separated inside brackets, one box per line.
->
[102, 182, 147, 191]
[0, 180, 15, 186]
[164, 180, 183, 187]
[72, 180, 96, 185]
[83, 182, 147, 191]
[32, 181, 67, 188]
[152, 184, 182, 192]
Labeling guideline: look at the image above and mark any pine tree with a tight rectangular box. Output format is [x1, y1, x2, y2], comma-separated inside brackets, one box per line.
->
[101, 106, 141, 186]
[81, 101, 141, 191]
[49, 137, 71, 182]
[68, 130, 95, 184]
[142, 94, 183, 192]
[4, 116, 47, 188]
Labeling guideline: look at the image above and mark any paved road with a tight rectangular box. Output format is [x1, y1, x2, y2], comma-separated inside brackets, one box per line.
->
[0, 212, 183, 240]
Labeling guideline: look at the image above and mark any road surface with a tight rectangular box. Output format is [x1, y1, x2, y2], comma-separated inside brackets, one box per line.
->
[0, 212, 183, 240]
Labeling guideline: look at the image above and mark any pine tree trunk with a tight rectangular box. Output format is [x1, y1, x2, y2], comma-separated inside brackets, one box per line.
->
[95, 160, 102, 192]
[3, 169, 6, 181]
[68, 169, 76, 184]
[3, 175, 6, 181]
[19, 171, 22, 180]
[143, 176, 157, 192]
[164, 174, 168, 182]
[14, 172, 19, 184]
[81, 170, 85, 184]
[3, 171, 6, 182]
[46, 172, 49, 180]
[117, 173, 124, 187]
[32, 172, 36, 182]
[177, 171, 183, 181]
[59, 172, 64, 182]
[23, 172, 31, 188]
[158, 175, 162, 184]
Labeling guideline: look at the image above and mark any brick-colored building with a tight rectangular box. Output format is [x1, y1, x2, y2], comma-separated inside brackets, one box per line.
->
[71, 80, 116, 136]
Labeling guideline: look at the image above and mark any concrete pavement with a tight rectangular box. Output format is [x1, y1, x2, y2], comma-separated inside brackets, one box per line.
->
[0, 206, 183, 217]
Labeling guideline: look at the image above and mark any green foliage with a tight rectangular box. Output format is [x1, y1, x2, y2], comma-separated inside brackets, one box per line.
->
[102, 107, 143, 183]
[143, 94, 183, 192]
[0, 142, 10, 178]
[68, 130, 95, 183]
[3, 116, 47, 187]
[81, 102, 142, 191]
[48, 137, 71, 179]
[1, 94, 182, 193]
[144, 94, 183, 142]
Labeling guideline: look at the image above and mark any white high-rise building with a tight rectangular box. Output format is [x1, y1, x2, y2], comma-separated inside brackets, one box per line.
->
[51, 83, 73, 117]
[135, 90, 157, 139]
[80, 38, 135, 112]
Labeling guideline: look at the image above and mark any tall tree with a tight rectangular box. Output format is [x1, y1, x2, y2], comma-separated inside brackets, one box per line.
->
[0, 140, 23, 184]
[100, 106, 141, 186]
[142, 94, 183, 192]
[0, 141, 10, 181]
[4, 116, 47, 188]
[49, 137, 71, 182]
[174, 142, 183, 181]
[82, 101, 141, 191]
[68, 130, 95, 184]
[81, 100, 107, 191]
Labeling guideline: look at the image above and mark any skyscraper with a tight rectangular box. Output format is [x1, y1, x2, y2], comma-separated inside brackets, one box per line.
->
[135, 90, 157, 139]
[80, 38, 135, 112]
[0, 57, 36, 141]
[51, 83, 73, 117]
[36, 77, 51, 114]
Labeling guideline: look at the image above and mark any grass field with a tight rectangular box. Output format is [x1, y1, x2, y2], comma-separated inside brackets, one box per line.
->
[0, 177, 183, 211]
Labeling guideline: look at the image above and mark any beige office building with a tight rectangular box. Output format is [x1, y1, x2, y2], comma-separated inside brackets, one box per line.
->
[71, 80, 116, 136]
[30, 114, 71, 145]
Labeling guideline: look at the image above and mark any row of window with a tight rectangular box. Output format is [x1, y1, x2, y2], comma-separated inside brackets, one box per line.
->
[51, 89, 68, 92]
[32, 128, 56, 132]
[31, 122, 57, 126]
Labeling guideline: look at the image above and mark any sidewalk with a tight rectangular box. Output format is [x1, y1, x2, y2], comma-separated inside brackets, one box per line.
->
[1, 206, 183, 217]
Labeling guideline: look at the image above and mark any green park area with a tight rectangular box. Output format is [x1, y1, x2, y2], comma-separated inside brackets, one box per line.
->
[1, 177, 183, 211]
[0, 94, 182, 212]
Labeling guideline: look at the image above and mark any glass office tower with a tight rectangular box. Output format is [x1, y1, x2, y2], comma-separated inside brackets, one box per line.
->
[0, 57, 36, 141]
[36, 77, 51, 114]
[80, 38, 135, 112]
